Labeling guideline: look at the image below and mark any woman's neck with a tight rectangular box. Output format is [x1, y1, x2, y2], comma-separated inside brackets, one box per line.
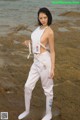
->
[40, 25, 48, 29]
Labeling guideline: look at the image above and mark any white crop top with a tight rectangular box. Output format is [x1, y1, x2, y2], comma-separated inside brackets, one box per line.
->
[31, 26, 50, 53]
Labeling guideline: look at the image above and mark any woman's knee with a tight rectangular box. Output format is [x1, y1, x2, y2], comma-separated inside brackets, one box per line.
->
[43, 85, 54, 97]
[24, 82, 34, 92]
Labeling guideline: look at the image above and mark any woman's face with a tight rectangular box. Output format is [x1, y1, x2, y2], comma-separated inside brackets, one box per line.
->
[38, 12, 48, 26]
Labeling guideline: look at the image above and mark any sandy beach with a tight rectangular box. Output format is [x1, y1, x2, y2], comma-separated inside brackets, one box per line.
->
[0, 11, 80, 120]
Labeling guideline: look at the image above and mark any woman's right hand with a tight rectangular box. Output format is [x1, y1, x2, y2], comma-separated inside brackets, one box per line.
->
[22, 40, 31, 47]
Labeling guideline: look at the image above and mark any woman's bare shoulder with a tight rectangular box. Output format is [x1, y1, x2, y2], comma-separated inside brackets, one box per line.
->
[47, 27, 54, 35]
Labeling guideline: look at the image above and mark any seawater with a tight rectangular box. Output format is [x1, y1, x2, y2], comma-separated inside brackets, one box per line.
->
[0, 0, 80, 35]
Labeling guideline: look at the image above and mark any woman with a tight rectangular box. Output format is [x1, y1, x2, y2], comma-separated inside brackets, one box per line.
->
[18, 7, 55, 120]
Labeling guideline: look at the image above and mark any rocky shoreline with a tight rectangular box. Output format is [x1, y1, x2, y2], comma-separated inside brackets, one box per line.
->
[0, 11, 80, 120]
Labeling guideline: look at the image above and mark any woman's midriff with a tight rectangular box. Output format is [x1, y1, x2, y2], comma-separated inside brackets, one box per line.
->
[40, 41, 48, 53]
[40, 47, 47, 53]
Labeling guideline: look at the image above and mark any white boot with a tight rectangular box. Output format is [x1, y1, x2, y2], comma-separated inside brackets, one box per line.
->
[42, 112, 52, 120]
[18, 86, 32, 119]
[42, 96, 53, 120]
[18, 111, 29, 120]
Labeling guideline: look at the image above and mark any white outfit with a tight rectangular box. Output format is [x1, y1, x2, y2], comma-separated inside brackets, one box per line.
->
[18, 26, 54, 120]
[31, 26, 50, 54]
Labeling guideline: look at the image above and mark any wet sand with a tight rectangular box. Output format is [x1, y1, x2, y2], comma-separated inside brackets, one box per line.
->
[0, 11, 80, 120]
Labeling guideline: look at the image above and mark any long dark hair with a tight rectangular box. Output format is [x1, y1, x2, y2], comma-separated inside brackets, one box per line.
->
[37, 7, 52, 26]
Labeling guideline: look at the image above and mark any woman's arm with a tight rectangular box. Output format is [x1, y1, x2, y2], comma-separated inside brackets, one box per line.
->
[48, 29, 55, 78]
[22, 40, 31, 47]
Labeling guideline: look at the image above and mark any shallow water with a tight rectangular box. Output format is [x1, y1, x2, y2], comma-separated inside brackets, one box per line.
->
[0, 0, 80, 35]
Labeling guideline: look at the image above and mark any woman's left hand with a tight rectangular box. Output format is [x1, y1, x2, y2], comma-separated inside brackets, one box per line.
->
[50, 68, 54, 79]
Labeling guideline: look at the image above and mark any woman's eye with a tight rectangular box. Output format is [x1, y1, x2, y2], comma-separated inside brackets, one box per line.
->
[40, 18, 42, 20]
[44, 17, 47, 19]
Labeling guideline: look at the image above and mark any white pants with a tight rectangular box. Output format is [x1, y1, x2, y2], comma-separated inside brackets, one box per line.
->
[24, 51, 54, 115]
